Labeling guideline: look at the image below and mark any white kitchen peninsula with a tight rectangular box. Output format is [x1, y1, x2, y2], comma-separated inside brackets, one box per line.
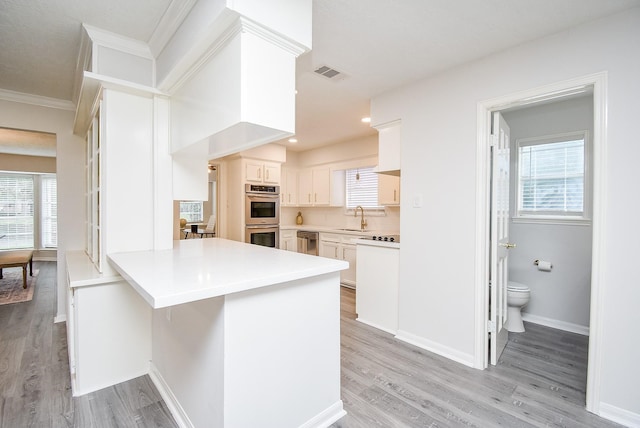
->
[77, 238, 347, 428]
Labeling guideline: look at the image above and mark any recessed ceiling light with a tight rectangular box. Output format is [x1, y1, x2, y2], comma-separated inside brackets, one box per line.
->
[361, 117, 371, 123]
[288, 138, 298, 143]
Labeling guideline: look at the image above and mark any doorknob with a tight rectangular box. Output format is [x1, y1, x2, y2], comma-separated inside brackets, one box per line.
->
[499, 242, 516, 249]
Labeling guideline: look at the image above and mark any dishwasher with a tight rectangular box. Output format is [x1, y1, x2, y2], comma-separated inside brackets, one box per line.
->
[297, 230, 319, 256]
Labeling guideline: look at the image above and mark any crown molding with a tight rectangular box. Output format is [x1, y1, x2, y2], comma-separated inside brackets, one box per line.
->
[82, 24, 154, 59]
[0, 88, 75, 111]
[148, 0, 198, 58]
[159, 11, 309, 94]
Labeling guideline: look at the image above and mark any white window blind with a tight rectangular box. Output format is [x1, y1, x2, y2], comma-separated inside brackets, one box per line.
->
[0, 174, 34, 249]
[345, 167, 379, 209]
[41, 175, 57, 248]
[180, 201, 203, 223]
[518, 136, 585, 216]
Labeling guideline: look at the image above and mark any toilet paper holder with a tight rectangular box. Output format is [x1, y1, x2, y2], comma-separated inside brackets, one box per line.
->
[533, 259, 553, 268]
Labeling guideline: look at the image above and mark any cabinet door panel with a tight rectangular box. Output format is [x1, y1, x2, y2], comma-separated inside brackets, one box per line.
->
[378, 174, 400, 206]
[341, 244, 357, 287]
[312, 167, 331, 205]
[298, 170, 313, 206]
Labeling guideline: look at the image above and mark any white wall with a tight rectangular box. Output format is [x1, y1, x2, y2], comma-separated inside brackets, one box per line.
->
[504, 96, 594, 333]
[0, 99, 85, 321]
[371, 8, 640, 418]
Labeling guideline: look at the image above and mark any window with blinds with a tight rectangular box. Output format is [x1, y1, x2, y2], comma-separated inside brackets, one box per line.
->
[41, 175, 57, 248]
[516, 132, 588, 219]
[345, 167, 380, 209]
[0, 174, 34, 249]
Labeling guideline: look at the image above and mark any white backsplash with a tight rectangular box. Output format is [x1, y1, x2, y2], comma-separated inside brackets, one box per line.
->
[282, 206, 400, 233]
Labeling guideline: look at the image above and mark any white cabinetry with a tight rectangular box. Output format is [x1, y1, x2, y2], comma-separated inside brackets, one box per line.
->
[355, 242, 399, 334]
[66, 252, 151, 396]
[378, 174, 400, 206]
[281, 168, 298, 206]
[280, 229, 297, 252]
[298, 168, 330, 206]
[374, 119, 401, 175]
[319, 233, 357, 287]
[246, 160, 280, 184]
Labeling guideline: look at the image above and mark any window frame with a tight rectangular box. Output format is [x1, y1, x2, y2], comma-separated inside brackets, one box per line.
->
[513, 130, 591, 225]
[179, 201, 204, 223]
[344, 166, 385, 214]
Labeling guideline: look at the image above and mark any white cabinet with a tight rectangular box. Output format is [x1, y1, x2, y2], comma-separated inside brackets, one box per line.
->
[374, 119, 401, 174]
[355, 242, 399, 334]
[246, 160, 280, 184]
[298, 167, 332, 206]
[281, 168, 298, 206]
[319, 233, 358, 287]
[280, 229, 297, 252]
[66, 252, 151, 396]
[378, 174, 400, 206]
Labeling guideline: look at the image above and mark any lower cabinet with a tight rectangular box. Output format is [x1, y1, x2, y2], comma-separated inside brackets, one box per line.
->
[280, 229, 297, 252]
[319, 233, 357, 287]
[66, 252, 151, 396]
[355, 243, 399, 334]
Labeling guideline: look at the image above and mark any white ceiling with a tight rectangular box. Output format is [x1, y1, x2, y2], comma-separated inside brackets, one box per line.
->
[1, 0, 639, 156]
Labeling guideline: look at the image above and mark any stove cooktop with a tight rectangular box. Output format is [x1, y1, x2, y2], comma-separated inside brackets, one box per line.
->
[370, 235, 400, 243]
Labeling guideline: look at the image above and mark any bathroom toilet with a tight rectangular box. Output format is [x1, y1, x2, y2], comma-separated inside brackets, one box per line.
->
[506, 281, 531, 333]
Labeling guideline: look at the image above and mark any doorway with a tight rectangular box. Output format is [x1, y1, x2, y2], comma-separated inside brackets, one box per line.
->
[475, 72, 607, 413]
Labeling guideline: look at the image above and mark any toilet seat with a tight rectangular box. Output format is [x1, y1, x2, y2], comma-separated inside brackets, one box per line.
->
[507, 281, 530, 292]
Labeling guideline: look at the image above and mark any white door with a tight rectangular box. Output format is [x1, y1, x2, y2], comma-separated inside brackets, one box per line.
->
[490, 111, 514, 365]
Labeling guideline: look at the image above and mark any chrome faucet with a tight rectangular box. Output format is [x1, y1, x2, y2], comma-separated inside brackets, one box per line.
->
[355, 205, 367, 231]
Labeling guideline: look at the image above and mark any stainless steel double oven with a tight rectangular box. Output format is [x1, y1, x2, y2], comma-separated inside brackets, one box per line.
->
[245, 184, 280, 248]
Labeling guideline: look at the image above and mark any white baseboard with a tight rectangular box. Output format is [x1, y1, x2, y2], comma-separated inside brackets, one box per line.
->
[522, 313, 590, 336]
[395, 329, 475, 368]
[356, 317, 398, 336]
[599, 402, 640, 427]
[300, 401, 346, 428]
[54, 314, 67, 324]
[148, 363, 194, 428]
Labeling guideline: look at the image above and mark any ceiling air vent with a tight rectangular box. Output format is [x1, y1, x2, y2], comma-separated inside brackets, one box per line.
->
[314, 65, 346, 81]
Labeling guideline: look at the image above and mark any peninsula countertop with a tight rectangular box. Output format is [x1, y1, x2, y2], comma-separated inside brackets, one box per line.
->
[108, 238, 348, 309]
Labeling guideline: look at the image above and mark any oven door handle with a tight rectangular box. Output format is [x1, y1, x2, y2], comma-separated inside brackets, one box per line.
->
[247, 194, 279, 200]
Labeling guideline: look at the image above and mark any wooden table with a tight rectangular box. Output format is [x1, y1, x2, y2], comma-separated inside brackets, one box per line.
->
[0, 250, 34, 289]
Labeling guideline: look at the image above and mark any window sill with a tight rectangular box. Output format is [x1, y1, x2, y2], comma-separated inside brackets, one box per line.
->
[512, 216, 591, 226]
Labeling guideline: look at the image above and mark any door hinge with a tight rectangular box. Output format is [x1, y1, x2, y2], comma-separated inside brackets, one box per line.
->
[490, 134, 498, 147]
[487, 320, 496, 333]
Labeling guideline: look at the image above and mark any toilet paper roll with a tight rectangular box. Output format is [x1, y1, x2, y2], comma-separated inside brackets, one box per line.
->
[537, 260, 552, 272]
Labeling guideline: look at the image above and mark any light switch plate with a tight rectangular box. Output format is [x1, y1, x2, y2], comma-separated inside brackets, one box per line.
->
[413, 193, 423, 208]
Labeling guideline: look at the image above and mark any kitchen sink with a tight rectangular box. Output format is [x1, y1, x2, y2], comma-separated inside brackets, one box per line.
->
[336, 228, 366, 232]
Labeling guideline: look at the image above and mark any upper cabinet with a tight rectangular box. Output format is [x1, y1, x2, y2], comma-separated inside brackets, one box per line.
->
[281, 168, 298, 206]
[373, 120, 401, 176]
[378, 174, 400, 206]
[246, 161, 280, 184]
[297, 167, 340, 206]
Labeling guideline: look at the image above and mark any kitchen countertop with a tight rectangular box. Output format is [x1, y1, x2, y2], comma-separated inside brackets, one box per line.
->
[107, 238, 348, 309]
[280, 224, 400, 238]
[354, 238, 400, 249]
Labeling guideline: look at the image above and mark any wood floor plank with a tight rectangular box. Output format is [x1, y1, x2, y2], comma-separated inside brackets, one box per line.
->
[333, 287, 622, 428]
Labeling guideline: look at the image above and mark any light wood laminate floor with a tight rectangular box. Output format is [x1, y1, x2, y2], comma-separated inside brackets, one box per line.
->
[0, 263, 623, 427]
[335, 287, 621, 428]
[0, 262, 177, 428]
